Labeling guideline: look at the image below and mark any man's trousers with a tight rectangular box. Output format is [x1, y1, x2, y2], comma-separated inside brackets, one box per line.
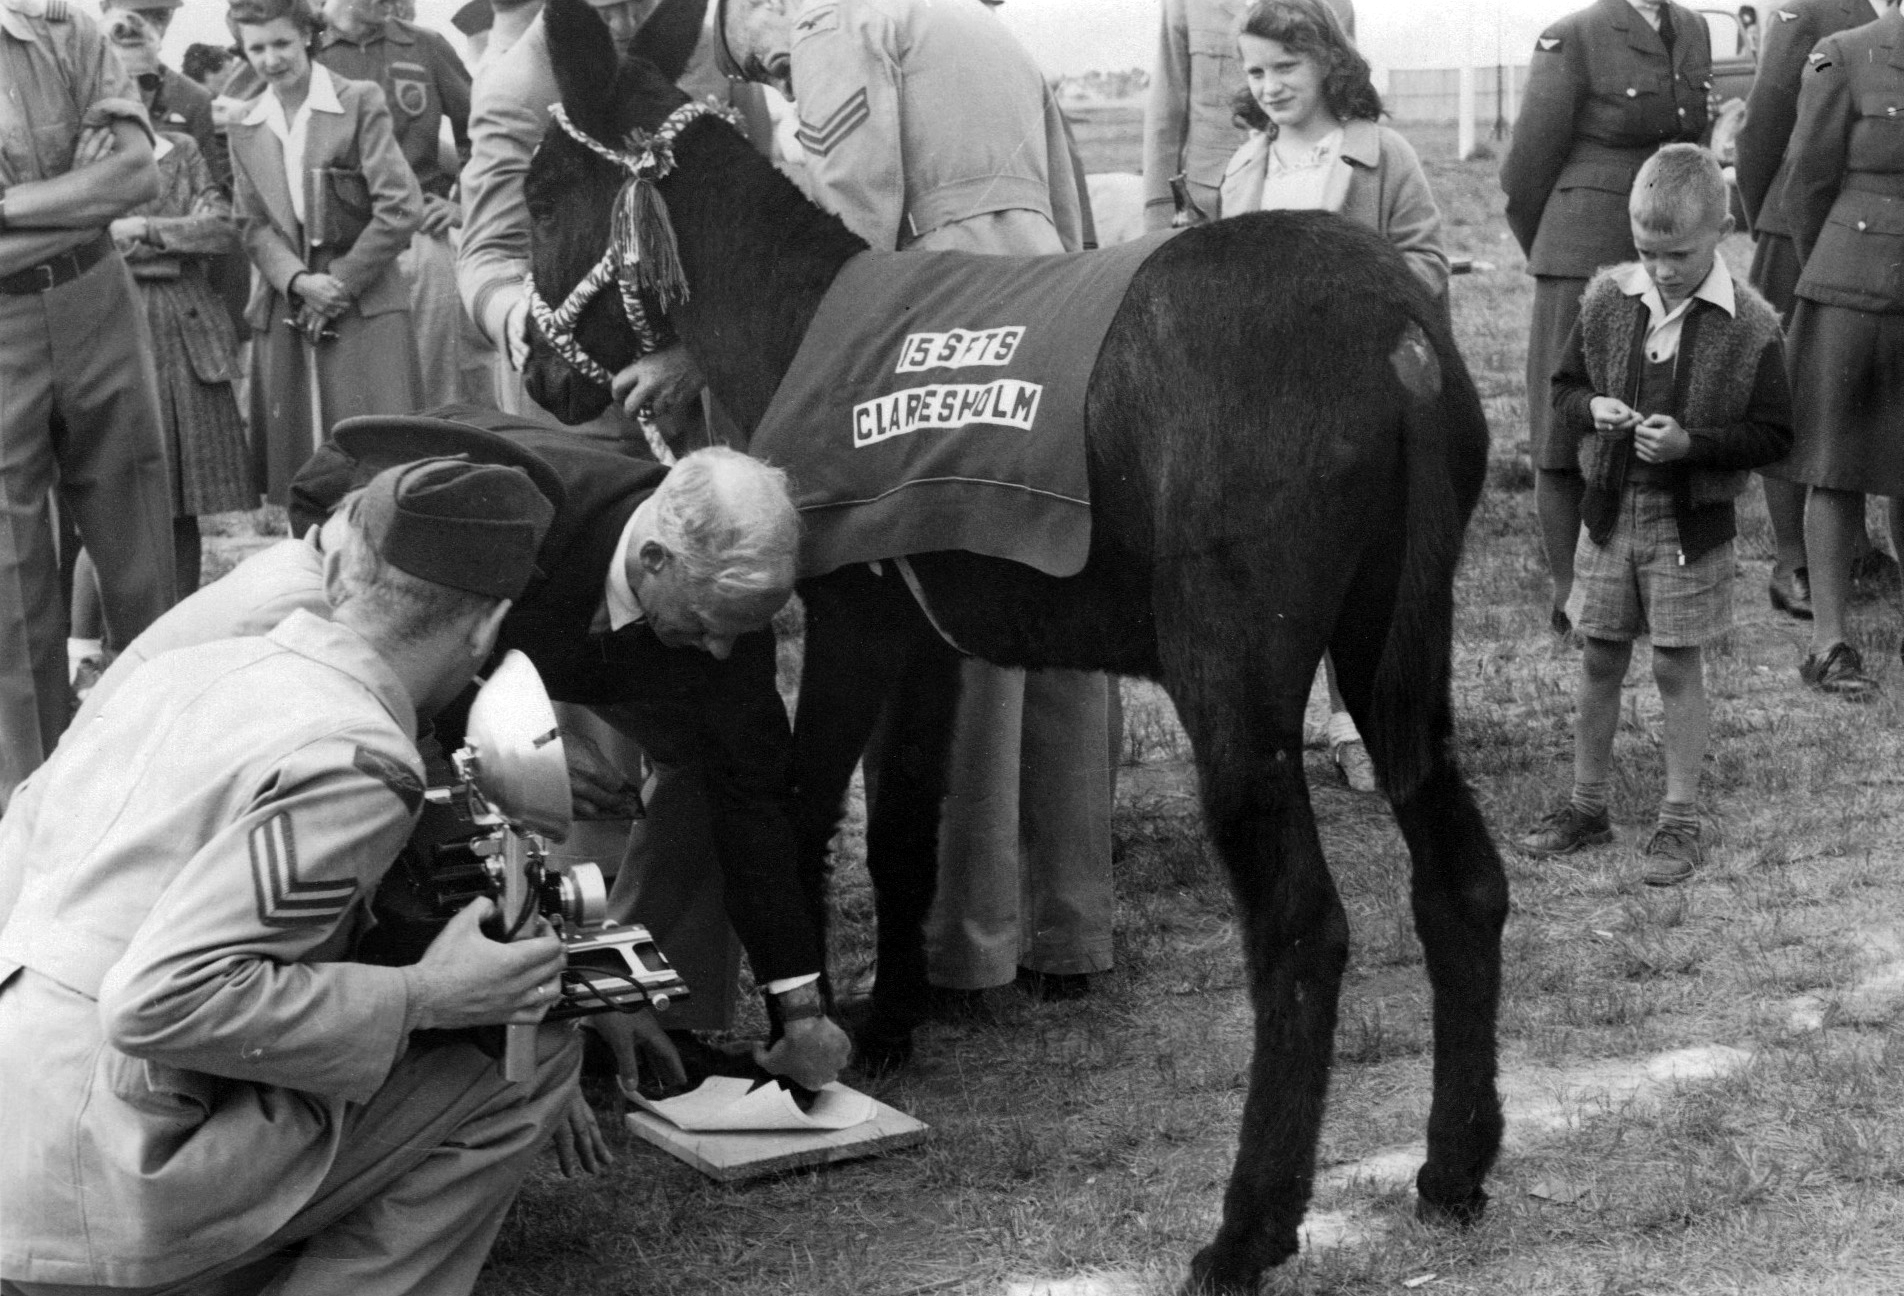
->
[0, 254, 173, 805]
[1, 1023, 581, 1296]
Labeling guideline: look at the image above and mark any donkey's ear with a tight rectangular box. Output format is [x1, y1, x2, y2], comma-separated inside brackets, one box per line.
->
[545, 0, 620, 142]
[629, 0, 711, 85]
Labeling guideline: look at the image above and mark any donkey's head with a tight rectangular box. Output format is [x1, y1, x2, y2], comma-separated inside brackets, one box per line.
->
[522, 0, 713, 424]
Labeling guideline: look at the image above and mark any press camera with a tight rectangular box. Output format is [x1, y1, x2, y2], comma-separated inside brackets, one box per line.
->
[368, 652, 687, 1033]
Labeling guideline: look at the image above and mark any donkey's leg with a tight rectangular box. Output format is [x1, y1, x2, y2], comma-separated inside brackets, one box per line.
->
[857, 623, 964, 1064]
[792, 568, 924, 998]
[1167, 644, 1350, 1293]
[1329, 614, 1508, 1226]
[1394, 760, 1506, 1222]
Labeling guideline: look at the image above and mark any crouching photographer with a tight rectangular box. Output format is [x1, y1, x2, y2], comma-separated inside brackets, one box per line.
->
[0, 458, 581, 1296]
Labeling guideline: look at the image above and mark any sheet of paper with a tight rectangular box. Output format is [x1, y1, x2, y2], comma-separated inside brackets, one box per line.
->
[630, 1075, 877, 1132]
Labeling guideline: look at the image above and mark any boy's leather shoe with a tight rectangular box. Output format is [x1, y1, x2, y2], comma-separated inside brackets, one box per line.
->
[1641, 824, 1702, 887]
[1518, 804, 1614, 858]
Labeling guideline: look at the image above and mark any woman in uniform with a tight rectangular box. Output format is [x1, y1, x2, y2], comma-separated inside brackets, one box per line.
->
[1501, 0, 1711, 634]
[1775, 0, 1904, 696]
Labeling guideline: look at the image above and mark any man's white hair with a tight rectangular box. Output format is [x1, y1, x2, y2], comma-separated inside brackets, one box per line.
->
[650, 446, 799, 607]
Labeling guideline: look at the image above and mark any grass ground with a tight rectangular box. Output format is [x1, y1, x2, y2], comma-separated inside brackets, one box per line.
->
[208, 116, 1904, 1295]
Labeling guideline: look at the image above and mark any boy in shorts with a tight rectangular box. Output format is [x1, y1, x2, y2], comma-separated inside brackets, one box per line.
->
[1518, 144, 1793, 886]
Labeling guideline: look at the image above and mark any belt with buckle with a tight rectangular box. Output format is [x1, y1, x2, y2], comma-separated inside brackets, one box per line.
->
[0, 232, 114, 296]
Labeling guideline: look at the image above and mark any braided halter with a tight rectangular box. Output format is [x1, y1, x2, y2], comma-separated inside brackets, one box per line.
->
[524, 98, 737, 459]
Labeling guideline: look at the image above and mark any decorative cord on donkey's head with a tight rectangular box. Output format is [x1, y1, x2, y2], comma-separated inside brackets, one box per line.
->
[522, 97, 740, 463]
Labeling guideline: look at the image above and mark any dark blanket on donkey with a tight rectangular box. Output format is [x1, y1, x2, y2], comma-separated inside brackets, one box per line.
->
[750, 231, 1175, 578]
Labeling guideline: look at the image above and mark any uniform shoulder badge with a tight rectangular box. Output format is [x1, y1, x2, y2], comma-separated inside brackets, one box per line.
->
[1537, 34, 1562, 53]
[1808, 49, 1832, 69]
[796, 86, 870, 157]
[354, 744, 424, 813]
[249, 811, 360, 929]
[1776, 7, 1796, 18]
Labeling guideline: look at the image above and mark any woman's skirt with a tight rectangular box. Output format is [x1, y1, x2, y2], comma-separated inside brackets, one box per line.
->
[1769, 298, 1904, 496]
[1527, 274, 1589, 472]
[142, 278, 254, 516]
[250, 296, 423, 505]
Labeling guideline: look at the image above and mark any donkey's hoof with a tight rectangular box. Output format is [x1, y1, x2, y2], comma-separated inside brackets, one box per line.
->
[1415, 1179, 1489, 1228]
[848, 1022, 915, 1076]
[1184, 1235, 1291, 1295]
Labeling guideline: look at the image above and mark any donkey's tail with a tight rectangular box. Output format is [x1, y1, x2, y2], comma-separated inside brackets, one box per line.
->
[1365, 306, 1487, 803]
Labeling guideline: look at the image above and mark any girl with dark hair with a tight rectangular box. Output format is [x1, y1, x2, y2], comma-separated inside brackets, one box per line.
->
[1217, 0, 1445, 293]
[227, 0, 423, 504]
[1215, 0, 1449, 793]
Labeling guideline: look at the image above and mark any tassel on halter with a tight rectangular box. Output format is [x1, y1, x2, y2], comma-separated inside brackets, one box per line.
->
[615, 173, 689, 314]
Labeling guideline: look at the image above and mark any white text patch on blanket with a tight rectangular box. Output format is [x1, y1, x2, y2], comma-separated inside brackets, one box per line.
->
[751, 232, 1175, 579]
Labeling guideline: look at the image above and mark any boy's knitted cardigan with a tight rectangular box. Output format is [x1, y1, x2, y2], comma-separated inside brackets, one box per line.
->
[1556, 263, 1794, 561]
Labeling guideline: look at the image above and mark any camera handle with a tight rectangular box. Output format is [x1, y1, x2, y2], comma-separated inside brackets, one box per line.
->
[501, 826, 539, 1084]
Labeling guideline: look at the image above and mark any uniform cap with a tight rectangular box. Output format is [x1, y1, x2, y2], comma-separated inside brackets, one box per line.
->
[288, 414, 566, 536]
[356, 458, 555, 600]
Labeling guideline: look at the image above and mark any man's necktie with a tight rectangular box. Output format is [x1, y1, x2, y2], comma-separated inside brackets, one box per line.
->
[1657, 3, 1676, 54]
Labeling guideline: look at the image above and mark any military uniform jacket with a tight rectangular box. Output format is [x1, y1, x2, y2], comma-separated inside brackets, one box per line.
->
[1735, 0, 1877, 237]
[0, 0, 154, 275]
[785, 0, 1084, 253]
[0, 612, 423, 1287]
[1501, 0, 1712, 278]
[1784, 7, 1904, 311]
[318, 18, 471, 198]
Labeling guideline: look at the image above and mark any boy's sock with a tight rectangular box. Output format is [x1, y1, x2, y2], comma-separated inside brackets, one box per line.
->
[1569, 778, 1609, 821]
[1657, 800, 1700, 836]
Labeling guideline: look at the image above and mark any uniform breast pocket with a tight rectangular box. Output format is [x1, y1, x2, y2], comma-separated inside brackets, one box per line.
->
[1859, 93, 1904, 126]
[1188, 30, 1239, 108]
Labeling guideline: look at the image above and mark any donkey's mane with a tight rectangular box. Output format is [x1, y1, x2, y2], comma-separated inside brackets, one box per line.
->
[653, 114, 870, 435]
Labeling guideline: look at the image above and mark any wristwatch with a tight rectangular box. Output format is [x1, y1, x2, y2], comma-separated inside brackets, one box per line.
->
[0, 184, 11, 234]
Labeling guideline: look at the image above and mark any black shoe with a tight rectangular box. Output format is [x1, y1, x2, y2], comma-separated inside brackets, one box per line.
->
[926, 984, 1010, 1024]
[1550, 606, 1572, 638]
[1799, 642, 1878, 699]
[1851, 549, 1900, 600]
[1768, 568, 1813, 620]
[1016, 967, 1092, 1001]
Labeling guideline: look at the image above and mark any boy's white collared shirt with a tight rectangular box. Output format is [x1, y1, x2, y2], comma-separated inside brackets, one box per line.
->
[1613, 252, 1734, 366]
[243, 62, 345, 225]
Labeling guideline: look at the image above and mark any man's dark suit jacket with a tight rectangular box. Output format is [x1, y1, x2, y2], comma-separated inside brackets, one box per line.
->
[451, 411, 820, 986]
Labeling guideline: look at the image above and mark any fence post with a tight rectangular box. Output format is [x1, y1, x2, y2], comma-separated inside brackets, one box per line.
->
[1458, 63, 1476, 159]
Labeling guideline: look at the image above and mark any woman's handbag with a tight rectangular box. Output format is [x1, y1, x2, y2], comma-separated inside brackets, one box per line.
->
[304, 165, 373, 259]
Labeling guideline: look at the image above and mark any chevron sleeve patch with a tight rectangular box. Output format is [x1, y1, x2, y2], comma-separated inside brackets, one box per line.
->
[796, 88, 870, 158]
[353, 745, 423, 814]
[249, 812, 359, 930]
